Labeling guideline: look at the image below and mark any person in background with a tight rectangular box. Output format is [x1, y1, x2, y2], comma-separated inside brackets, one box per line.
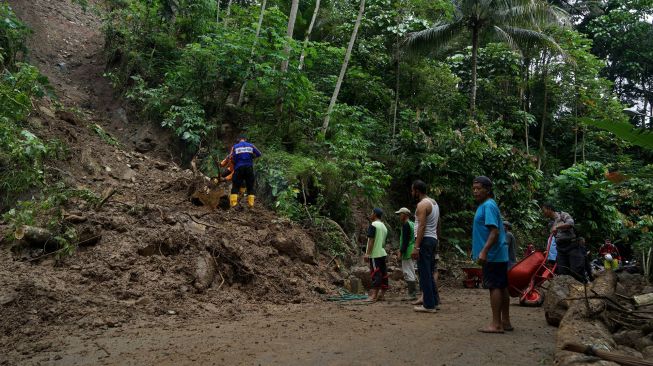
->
[524, 244, 535, 257]
[547, 236, 558, 271]
[577, 237, 594, 281]
[395, 207, 417, 300]
[364, 208, 389, 302]
[599, 239, 620, 271]
[410, 180, 440, 313]
[471, 176, 512, 333]
[541, 203, 585, 282]
[504, 221, 517, 268]
[227, 135, 262, 208]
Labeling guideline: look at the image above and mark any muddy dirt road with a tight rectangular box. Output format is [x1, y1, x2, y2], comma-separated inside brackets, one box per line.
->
[28, 288, 554, 366]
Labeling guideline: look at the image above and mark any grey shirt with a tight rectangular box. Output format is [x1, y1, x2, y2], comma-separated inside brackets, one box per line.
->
[506, 232, 517, 263]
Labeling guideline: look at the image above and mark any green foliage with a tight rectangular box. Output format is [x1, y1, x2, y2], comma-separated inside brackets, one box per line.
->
[0, 63, 56, 208]
[89, 123, 121, 147]
[100, 0, 652, 261]
[547, 162, 623, 243]
[3, 184, 100, 257]
[581, 118, 653, 150]
[0, 3, 30, 69]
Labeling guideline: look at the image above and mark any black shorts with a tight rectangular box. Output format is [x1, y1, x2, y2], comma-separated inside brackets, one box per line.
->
[369, 256, 389, 290]
[482, 262, 508, 289]
[231, 166, 255, 194]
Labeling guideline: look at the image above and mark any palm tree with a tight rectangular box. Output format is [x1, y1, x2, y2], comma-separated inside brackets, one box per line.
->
[403, 0, 569, 115]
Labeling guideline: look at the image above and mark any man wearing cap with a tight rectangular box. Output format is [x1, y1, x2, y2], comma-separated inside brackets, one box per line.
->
[504, 221, 517, 268]
[472, 176, 512, 333]
[541, 202, 584, 282]
[395, 207, 417, 300]
[364, 208, 389, 302]
[228, 135, 262, 208]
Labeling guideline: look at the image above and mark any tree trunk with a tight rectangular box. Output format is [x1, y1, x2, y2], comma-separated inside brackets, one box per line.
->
[537, 56, 549, 170]
[298, 0, 321, 71]
[582, 125, 586, 162]
[216, 0, 220, 23]
[226, 0, 233, 18]
[392, 59, 399, 148]
[470, 26, 479, 117]
[573, 81, 579, 165]
[322, 0, 366, 134]
[237, 0, 267, 106]
[280, 0, 300, 73]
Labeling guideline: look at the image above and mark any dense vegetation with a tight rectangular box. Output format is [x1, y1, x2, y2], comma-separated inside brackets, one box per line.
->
[1, 0, 652, 270]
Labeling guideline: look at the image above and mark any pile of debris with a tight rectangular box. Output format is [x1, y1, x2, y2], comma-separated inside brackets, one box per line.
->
[545, 271, 653, 365]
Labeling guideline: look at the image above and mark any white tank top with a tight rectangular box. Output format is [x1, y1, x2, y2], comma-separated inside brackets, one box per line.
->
[415, 198, 439, 239]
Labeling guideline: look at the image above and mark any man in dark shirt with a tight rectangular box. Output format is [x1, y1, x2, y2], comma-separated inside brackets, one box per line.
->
[228, 135, 262, 208]
[504, 221, 517, 268]
[542, 203, 585, 282]
[395, 207, 416, 300]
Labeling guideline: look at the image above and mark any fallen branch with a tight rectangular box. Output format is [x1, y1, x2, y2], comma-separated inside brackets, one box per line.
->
[182, 212, 221, 230]
[563, 343, 653, 366]
[95, 188, 117, 211]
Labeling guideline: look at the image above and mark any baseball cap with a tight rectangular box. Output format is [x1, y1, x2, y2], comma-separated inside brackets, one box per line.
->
[395, 207, 411, 215]
[373, 208, 384, 218]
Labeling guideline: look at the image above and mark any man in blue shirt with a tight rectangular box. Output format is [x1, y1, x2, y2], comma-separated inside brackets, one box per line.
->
[228, 135, 262, 208]
[472, 176, 512, 334]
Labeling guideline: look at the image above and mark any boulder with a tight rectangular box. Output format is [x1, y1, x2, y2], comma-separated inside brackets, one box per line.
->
[351, 265, 372, 290]
[544, 275, 580, 327]
[642, 345, 653, 360]
[193, 252, 216, 292]
[269, 233, 316, 264]
[389, 266, 403, 281]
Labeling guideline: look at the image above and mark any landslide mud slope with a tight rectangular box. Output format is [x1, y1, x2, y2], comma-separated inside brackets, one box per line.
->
[0, 1, 340, 364]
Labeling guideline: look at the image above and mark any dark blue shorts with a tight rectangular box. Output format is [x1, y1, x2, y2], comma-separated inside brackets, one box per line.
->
[483, 261, 508, 289]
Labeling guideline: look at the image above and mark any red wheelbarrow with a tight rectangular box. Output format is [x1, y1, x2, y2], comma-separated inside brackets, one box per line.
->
[461, 267, 483, 288]
[507, 236, 556, 306]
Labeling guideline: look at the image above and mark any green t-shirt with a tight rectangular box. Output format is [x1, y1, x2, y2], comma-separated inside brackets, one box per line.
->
[367, 220, 388, 258]
[399, 221, 415, 260]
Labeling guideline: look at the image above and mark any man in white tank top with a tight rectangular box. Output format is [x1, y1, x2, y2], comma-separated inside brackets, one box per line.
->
[410, 180, 440, 313]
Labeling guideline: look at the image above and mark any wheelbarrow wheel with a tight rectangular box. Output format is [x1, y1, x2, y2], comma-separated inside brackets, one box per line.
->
[520, 288, 544, 307]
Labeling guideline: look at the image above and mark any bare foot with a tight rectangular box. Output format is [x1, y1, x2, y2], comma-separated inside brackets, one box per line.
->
[477, 326, 504, 334]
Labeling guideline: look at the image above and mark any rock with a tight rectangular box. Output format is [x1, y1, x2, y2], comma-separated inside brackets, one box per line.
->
[38, 106, 56, 118]
[27, 117, 44, 129]
[154, 161, 168, 170]
[0, 290, 17, 305]
[615, 345, 643, 359]
[56, 62, 67, 73]
[544, 275, 580, 327]
[112, 108, 129, 124]
[389, 266, 403, 281]
[120, 167, 137, 182]
[615, 329, 642, 347]
[348, 276, 363, 294]
[77, 224, 102, 247]
[269, 233, 316, 264]
[193, 252, 216, 292]
[642, 345, 653, 360]
[135, 137, 156, 153]
[351, 266, 372, 290]
[134, 297, 151, 306]
[55, 110, 81, 126]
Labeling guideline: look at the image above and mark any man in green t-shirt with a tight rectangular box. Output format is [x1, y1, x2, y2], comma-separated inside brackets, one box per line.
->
[395, 207, 417, 300]
[364, 208, 389, 302]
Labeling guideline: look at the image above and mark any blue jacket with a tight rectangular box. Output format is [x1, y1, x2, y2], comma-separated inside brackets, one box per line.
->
[229, 141, 261, 170]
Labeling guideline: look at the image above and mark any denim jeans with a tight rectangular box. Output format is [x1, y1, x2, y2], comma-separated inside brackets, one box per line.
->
[418, 237, 439, 309]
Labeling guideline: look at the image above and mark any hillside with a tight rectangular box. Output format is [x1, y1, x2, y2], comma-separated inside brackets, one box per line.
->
[0, 1, 341, 363]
